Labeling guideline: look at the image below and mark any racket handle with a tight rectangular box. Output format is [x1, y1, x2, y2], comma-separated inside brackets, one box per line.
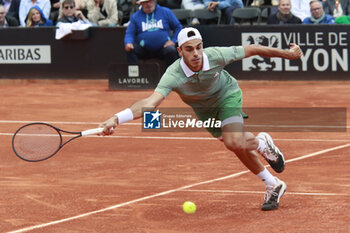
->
[81, 128, 104, 136]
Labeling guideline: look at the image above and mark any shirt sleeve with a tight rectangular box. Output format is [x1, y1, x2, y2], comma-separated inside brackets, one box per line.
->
[124, 15, 136, 45]
[41, 0, 51, 19]
[219, 46, 245, 64]
[19, 1, 27, 26]
[154, 73, 176, 98]
[167, 9, 182, 43]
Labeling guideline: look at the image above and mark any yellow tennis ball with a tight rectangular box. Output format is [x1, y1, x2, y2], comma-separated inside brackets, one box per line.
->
[183, 201, 196, 214]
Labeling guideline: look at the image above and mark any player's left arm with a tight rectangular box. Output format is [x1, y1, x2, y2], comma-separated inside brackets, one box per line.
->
[243, 43, 303, 60]
[99, 92, 165, 135]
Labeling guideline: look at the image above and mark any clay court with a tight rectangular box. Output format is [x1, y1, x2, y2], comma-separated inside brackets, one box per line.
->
[0, 80, 349, 233]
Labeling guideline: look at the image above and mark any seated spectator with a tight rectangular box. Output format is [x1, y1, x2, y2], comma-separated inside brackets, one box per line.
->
[203, 0, 244, 24]
[323, 0, 350, 17]
[303, 0, 335, 24]
[124, 0, 182, 67]
[182, 0, 205, 25]
[50, 0, 61, 24]
[25, 5, 53, 26]
[19, 0, 51, 26]
[117, 0, 136, 25]
[267, 0, 302, 24]
[50, 0, 86, 24]
[56, 0, 90, 25]
[157, 0, 181, 8]
[1, 0, 11, 12]
[0, 4, 19, 26]
[335, 13, 350, 22]
[251, 0, 279, 7]
[86, 0, 119, 26]
[290, 0, 311, 21]
[6, 0, 20, 20]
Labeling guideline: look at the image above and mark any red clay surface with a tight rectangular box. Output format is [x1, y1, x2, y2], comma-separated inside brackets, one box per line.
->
[0, 80, 350, 233]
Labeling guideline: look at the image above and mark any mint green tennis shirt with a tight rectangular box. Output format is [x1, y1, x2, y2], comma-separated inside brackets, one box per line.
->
[155, 46, 245, 108]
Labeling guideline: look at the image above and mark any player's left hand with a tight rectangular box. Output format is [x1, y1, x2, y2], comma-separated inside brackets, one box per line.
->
[288, 43, 303, 60]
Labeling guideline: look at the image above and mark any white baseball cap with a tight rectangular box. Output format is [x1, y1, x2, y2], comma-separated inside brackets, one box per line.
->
[137, 0, 152, 4]
[177, 27, 202, 47]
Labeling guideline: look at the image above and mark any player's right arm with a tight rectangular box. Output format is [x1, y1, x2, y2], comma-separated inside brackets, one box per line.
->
[243, 43, 302, 60]
[99, 91, 164, 135]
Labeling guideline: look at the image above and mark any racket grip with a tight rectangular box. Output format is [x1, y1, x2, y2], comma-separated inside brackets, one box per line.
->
[81, 128, 104, 136]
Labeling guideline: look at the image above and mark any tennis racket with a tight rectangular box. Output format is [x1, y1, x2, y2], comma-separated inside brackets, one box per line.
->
[12, 122, 104, 162]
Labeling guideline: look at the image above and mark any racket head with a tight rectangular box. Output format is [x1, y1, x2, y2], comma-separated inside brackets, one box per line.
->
[12, 122, 63, 162]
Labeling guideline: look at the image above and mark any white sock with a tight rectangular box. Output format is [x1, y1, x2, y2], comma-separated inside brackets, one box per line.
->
[256, 137, 266, 153]
[257, 168, 276, 186]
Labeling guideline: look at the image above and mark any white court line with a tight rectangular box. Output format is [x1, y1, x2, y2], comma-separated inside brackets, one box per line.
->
[0, 120, 139, 125]
[181, 190, 350, 196]
[2, 132, 350, 142]
[7, 142, 350, 233]
[0, 120, 348, 129]
[1, 132, 350, 143]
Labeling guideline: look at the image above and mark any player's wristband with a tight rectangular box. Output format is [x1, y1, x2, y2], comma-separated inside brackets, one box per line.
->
[115, 108, 133, 125]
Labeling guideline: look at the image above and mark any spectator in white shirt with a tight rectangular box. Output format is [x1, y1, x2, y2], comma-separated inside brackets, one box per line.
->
[290, 0, 311, 21]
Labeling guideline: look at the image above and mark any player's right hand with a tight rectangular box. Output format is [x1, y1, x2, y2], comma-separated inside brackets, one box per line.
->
[99, 116, 117, 136]
[288, 43, 303, 60]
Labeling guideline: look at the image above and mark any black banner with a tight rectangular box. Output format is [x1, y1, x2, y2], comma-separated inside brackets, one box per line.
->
[0, 25, 349, 81]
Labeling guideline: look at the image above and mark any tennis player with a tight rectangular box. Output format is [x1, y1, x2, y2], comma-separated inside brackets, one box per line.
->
[100, 27, 302, 211]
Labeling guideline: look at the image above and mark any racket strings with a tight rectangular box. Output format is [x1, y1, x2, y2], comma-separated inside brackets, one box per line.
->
[13, 124, 61, 161]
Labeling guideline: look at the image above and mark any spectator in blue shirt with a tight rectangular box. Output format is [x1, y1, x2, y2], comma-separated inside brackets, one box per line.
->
[19, 0, 51, 26]
[303, 0, 335, 24]
[203, 0, 243, 24]
[124, 0, 182, 67]
[25, 5, 53, 26]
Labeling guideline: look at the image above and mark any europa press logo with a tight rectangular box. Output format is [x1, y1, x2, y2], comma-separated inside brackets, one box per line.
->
[143, 110, 161, 129]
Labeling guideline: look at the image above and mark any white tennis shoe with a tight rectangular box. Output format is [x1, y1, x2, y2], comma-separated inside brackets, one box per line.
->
[262, 177, 287, 211]
[257, 132, 285, 173]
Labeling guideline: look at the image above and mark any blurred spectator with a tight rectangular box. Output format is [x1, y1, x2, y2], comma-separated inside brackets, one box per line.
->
[49, 0, 86, 24]
[203, 0, 244, 24]
[50, 0, 61, 24]
[335, 14, 350, 22]
[267, 0, 302, 24]
[6, 0, 20, 20]
[25, 5, 53, 26]
[290, 0, 311, 21]
[182, 0, 205, 25]
[124, 0, 182, 67]
[0, 4, 19, 26]
[19, 0, 51, 26]
[86, 0, 119, 26]
[303, 0, 335, 23]
[251, 0, 278, 6]
[56, 0, 90, 25]
[323, 0, 350, 17]
[117, 0, 136, 25]
[157, 0, 181, 8]
[1, 0, 11, 12]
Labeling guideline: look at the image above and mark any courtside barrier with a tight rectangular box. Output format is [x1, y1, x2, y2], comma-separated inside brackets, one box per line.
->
[0, 25, 349, 84]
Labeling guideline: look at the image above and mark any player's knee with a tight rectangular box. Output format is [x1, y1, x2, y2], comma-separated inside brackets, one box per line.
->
[223, 137, 247, 153]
